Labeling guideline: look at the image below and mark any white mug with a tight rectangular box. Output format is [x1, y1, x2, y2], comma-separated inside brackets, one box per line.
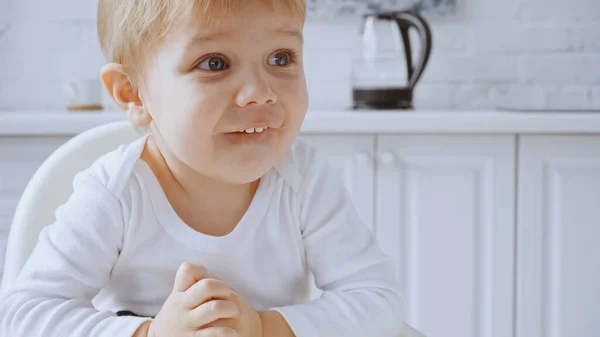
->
[63, 77, 104, 110]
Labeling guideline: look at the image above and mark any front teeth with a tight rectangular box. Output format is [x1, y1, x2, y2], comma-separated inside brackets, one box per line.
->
[239, 127, 268, 133]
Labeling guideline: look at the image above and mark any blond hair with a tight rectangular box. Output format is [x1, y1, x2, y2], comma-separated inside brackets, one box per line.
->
[97, 0, 305, 80]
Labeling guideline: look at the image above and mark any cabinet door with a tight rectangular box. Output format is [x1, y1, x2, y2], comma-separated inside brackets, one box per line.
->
[517, 136, 600, 337]
[299, 135, 376, 230]
[376, 135, 516, 337]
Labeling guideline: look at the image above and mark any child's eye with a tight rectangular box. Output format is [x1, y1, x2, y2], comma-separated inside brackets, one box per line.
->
[268, 51, 295, 67]
[196, 56, 229, 71]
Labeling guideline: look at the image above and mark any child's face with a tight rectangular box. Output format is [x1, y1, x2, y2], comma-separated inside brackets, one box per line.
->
[140, 3, 308, 184]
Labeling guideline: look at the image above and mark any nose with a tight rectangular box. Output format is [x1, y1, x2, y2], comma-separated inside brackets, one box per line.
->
[235, 71, 278, 107]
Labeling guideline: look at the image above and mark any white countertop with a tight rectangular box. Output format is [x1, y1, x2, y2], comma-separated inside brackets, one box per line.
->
[2, 109, 600, 136]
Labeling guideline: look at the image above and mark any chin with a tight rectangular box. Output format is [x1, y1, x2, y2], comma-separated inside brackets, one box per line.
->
[219, 169, 267, 185]
[218, 158, 276, 185]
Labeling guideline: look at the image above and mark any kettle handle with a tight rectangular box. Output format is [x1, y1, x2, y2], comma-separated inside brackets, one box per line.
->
[394, 11, 432, 89]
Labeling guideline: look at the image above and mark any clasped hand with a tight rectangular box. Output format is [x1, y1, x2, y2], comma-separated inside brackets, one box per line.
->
[148, 263, 262, 337]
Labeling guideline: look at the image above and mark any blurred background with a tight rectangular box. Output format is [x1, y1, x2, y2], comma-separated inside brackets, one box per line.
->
[1, 1, 599, 337]
[0, 0, 598, 110]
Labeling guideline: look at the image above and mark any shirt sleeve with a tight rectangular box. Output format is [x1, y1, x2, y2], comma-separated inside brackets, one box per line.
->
[0, 172, 152, 337]
[272, 149, 405, 337]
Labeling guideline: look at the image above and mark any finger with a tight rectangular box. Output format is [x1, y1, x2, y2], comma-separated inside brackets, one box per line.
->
[173, 263, 211, 292]
[187, 300, 240, 329]
[184, 278, 233, 309]
[228, 291, 244, 306]
[194, 326, 238, 337]
[203, 318, 238, 329]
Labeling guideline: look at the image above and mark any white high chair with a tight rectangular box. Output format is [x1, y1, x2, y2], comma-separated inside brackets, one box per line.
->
[1, 120, 426, 337]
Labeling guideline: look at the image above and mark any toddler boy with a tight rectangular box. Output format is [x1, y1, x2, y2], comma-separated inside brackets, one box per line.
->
[0, 1, 404, 336]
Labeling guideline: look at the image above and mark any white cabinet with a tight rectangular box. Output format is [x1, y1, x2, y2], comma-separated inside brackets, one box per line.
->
[376, 136, 516, 337]
[516, 136, 600, 337]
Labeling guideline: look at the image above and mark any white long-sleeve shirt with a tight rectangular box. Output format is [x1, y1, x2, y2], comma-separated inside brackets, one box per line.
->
[0, 136, 404, 337]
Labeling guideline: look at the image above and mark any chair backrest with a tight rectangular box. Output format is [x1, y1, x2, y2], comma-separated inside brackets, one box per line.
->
[1, 120, 144, 291]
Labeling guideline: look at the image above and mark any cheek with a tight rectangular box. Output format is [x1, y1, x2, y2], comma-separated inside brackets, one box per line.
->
[277, 75, 307, 100]
[164, 80, 220, 129]
[149, 80, 217, 156]
[280, 79, 309, 118]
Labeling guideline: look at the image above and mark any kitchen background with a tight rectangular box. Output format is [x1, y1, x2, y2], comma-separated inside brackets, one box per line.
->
[0, 0, 599, 111]
[1, 1, 600, 337]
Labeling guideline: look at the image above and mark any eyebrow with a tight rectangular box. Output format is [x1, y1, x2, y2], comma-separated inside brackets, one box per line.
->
[194, 30, 232, 42]
[275, 28, 304, 43]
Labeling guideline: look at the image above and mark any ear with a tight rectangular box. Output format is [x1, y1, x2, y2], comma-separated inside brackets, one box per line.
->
[100, 63, 152, 127]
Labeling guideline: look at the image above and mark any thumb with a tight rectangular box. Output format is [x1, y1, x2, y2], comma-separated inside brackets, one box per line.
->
[172, 263, 211, 292]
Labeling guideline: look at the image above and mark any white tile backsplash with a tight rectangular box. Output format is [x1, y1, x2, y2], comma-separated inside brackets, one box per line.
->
[570, 22, 600, 52]
[0, 0, 599, 111]
[491, 84, 595, 111]
[514, 0, 600, 22]
[422, 53, 520, 84]
[521, 54, 600, 85]
[413, 83, 455, 108]
[474, 24, 573, 53]
[591, 87, 600, 110]
[543, 86, 593, 110]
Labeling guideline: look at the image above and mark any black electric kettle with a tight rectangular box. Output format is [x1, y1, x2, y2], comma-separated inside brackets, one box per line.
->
[352, 11, 432, 110]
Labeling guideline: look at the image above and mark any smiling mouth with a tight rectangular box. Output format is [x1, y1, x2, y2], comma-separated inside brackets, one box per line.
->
[236, 127, 269, 134]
